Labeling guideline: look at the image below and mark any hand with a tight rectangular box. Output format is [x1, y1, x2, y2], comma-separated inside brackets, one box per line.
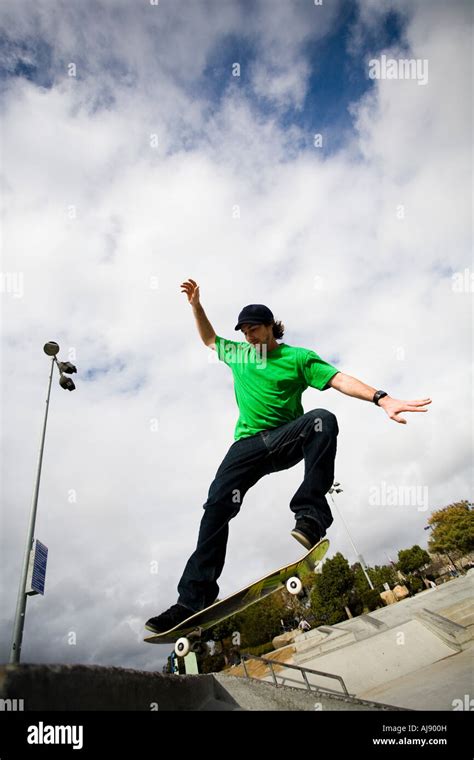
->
[378, 396, 432, 424]
[180, 278, 200, 306]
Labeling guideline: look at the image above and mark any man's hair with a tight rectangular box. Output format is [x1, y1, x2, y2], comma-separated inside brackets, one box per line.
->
[268, 320, 285, 339]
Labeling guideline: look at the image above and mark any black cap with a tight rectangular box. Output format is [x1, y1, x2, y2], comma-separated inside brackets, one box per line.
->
[234, 304, 274, 331]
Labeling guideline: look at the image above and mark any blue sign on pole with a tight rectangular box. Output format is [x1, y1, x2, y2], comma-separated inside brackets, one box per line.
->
[25, 540, 48, 596]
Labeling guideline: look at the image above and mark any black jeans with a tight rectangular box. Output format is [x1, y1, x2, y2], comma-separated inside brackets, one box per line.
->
[177, 408, 339, 611]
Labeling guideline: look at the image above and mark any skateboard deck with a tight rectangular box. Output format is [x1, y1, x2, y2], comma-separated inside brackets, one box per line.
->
[144, 538, 329, 646]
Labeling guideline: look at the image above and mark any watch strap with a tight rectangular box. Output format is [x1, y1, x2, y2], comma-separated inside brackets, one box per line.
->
[373, 390, 388, 405]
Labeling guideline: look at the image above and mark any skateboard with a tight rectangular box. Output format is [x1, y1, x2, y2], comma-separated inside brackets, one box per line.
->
[144, 538, 329, 657]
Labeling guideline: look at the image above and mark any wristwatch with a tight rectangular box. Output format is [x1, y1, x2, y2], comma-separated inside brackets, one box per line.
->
[373, 390, 388, 405]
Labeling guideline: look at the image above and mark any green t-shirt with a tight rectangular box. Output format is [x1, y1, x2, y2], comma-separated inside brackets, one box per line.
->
[214, 335, 339, 441]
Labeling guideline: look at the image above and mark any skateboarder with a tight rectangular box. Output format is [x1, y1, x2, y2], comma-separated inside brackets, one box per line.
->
[145, 278, 431, 634]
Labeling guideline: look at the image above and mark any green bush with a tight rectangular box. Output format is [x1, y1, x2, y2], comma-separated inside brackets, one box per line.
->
[405, 574, 424, 594]
[361, 588, 384, 611]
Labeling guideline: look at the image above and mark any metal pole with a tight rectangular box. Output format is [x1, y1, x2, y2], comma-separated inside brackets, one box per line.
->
[328, 489, 375, 590]
[9, 358, 55, 663]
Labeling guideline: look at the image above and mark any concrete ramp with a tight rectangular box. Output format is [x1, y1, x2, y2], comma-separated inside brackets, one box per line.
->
[289, 620, 461, 694]
[248, 573, 474, 710]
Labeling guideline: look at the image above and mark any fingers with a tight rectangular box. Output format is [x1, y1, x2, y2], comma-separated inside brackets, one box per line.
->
[384, 396, 431, 424]
[180, 279, 199, 304]
[393, 415, 407, 424]
[180, 281, 195, 292]
[398, 398, 432, 413]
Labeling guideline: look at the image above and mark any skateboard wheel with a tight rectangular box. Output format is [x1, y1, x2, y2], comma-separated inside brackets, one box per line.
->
[175, 637, 191, 657]
[286, 576, 303, 595]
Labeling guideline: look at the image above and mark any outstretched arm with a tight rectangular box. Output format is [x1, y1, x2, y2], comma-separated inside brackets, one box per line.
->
[180, 278, 217, 347]
[327, 372, 432, 425]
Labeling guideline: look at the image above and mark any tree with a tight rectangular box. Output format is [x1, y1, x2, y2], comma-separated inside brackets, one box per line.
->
[369, 564, 399, 589]
[310, 553, 355, 625]
[234, 591, 291, 647]
[199, 650, 226, 674]
[427, 500, 474, 557]
[352, 564, 391, 612]
[397, 545, 431, 575]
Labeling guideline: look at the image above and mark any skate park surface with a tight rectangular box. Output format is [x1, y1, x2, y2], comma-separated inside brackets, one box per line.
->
[0, 571, 472, 711]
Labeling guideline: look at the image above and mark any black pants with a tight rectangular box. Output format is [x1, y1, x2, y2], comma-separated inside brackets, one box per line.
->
[177, 408, 339, 611]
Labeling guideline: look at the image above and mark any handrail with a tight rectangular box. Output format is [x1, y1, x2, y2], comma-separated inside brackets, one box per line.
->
[240, 653, 350, 695]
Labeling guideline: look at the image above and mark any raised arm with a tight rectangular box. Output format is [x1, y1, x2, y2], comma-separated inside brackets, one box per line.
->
[328, 372, 432, 425]
[180, 278, 217, 348]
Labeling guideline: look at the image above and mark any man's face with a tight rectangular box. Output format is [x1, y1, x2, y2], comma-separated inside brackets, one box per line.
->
[240, 323, 272, 345]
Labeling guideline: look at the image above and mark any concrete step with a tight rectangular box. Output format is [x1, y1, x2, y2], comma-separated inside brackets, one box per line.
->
[333, 613, 389, 641]
[294, 626, 356, 661]
[294, 615, 389, 659]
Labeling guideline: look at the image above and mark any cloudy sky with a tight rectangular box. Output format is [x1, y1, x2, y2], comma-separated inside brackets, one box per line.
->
[0, 0, 471, 674]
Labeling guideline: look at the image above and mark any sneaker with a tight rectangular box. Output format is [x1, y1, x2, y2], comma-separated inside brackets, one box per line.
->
[290, 518, 322, 550]
[145, 603, 195, 634]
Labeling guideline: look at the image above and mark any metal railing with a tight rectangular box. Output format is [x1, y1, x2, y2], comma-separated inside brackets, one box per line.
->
[240, 653, 350, 695]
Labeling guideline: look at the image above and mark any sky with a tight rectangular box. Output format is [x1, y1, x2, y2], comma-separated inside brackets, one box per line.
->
[0, 0, 472, 673]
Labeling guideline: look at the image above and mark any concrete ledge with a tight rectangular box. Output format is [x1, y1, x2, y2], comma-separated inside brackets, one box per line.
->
[415, 608, 472, 649]
[438, 600, 474, 628]
[0, 664, 241, 711]
[214, 674, 407, 711]
[347, 614, 389, 639]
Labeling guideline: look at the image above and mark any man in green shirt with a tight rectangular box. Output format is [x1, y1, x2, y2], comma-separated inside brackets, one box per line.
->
[145, 279, 431, 633]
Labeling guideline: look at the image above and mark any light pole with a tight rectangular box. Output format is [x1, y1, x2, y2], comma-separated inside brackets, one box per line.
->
[9, 342, 77, 664]
[328, 481, 375, 590]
